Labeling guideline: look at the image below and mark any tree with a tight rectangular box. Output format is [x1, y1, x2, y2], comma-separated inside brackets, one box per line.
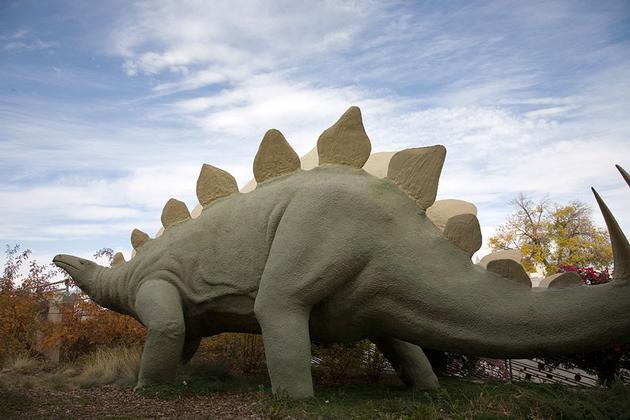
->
[488, 193, 612, 276]
[0, 245, 58, 362]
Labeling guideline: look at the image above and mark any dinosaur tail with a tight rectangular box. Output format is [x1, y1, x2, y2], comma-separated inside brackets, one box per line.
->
[390, 167, 630, 358]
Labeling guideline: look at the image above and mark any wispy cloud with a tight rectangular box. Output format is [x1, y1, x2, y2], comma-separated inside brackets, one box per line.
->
[1, 28, 58, 51]
[110, 0, 369, 86]
[3, 38, 58, 51]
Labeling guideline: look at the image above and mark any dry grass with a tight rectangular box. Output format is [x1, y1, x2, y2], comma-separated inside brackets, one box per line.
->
[3, 353, 40, 374]
[0, 347, 142, 390]
[0, 354, 51, 389]
[73, 346, 142, 387]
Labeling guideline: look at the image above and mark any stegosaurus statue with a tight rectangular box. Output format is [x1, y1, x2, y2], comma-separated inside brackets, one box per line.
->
[54, 106, 630, 398]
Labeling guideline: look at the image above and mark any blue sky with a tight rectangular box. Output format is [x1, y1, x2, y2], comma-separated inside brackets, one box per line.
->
[1, 0, 629, 269]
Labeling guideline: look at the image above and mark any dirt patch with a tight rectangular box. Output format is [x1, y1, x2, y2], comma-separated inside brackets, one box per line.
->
[1, 386, 260, 419]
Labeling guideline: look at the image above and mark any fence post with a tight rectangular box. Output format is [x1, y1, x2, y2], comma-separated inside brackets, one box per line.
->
[34, 293, 76, 363]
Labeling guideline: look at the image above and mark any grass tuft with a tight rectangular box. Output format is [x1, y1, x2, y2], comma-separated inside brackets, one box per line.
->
[74, 346, 142, 387]
[4, 353, 40, 374]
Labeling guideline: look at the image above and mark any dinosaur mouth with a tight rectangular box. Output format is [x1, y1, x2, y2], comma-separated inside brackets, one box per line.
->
[53, 255, 80, 272]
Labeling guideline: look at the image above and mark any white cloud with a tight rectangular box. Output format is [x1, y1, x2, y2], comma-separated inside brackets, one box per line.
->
[0, 163, 202, 241]
[109, 0, 374, 91]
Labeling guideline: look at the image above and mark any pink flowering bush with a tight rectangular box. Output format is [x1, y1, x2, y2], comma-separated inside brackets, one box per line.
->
[559, 264, 611, 285]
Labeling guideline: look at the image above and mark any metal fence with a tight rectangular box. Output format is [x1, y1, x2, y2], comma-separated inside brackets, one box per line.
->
[445, 354, 630, 387]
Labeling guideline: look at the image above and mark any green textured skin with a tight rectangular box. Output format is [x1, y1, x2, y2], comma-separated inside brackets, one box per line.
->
[54, 165, 630, 398]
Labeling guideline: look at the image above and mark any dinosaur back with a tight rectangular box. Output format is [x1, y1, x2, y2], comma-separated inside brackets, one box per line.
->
[123, 106, 484, 269]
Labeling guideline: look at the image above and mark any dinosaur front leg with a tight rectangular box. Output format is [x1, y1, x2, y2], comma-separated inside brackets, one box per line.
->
[373, 337, 439, 390]
[255, 293, 313, 398]
[134, 280, 185, 390]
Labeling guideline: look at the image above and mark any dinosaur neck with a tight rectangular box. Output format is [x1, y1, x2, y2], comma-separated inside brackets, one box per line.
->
[388, 259, 630, 358]
[90, 265, 135, 316]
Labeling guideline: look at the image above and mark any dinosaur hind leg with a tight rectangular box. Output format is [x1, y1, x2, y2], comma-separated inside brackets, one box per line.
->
[255, 237, 370, 395]
[255, 294, 313, 398]
[373, 337, 439, 390]
[255, 197, 372, 398]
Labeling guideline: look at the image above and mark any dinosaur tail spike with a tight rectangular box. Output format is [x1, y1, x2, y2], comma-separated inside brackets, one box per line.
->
[111, 252, 126, 266]
[253, 129, 300, 183]
[317, 106, 372, 168]
[443, 213, 482, 258]
[386, 145, 446, 210]
[591, 186, 630, 280]
[131, 228, 150, 250]
[161, 198, 191, 228]
[616, 164, 630, 187]
[196, 163, 238, 207]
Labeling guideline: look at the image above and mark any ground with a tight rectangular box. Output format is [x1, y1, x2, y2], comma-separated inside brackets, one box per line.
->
[1, 386, 258, 419]
[2, 361, 630, 419]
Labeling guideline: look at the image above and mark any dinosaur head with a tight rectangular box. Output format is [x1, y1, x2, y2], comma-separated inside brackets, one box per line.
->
[53, 254, 101, 296]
